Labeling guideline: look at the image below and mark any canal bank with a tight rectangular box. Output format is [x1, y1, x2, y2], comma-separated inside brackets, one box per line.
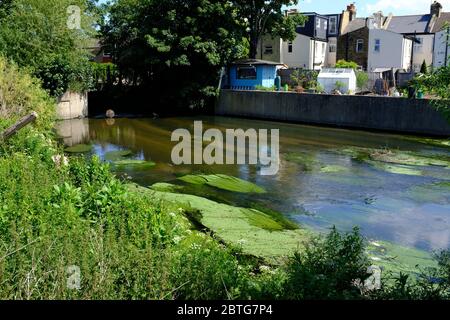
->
[216, 90, 450, 136]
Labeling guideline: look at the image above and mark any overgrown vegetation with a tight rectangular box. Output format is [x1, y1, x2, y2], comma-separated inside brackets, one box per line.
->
[0, 0, 97, 96]
[411, 65, 450, 121]
[1, 2, 450, 301]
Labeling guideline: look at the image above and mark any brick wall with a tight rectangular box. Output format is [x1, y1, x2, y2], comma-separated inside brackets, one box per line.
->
[337, 27, 369, 70]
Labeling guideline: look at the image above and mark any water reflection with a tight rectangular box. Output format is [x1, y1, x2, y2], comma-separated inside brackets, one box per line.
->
[56, 116, 450, 252]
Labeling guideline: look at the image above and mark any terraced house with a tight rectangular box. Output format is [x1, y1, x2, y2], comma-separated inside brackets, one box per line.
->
[337, 9, 413, 73]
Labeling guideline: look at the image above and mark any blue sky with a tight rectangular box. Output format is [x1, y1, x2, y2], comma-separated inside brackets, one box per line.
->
[294, 0, 450, 17]
[98, 0, 450, 17]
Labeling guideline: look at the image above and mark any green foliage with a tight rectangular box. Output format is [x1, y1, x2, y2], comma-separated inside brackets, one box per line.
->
[335, 59, 359, 70]
[102, 0, 247, 110]
[283, 227, 370, 300]
[0, 0, 97, 96]
[411, 65, 450, 122]
[335, 81, 345, 91]
[255, 85, 276, 91]
[0, 56, 55, 131]
[420, 60, 428, 74]
[374, 250, 450, 300]
[170, 234, 245, 300]
[232, 1, 305, 58]
[290, 69, 318, 89]
[356, 71, 369, 91]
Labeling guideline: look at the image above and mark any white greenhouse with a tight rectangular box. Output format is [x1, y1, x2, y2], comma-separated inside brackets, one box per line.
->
[317, 68, 357, 94]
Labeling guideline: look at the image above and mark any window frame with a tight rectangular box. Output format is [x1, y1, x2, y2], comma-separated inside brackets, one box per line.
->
[374, 39, 381, 53]
[236, 66, 257, 80]
[329, 43, 336, 53]
[356, 39, 364, 53]
[329, 16, 337, 34]
[288, 41, 293, 53]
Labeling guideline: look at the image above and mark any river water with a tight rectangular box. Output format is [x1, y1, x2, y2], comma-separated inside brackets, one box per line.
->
[56, 116, 450, 253]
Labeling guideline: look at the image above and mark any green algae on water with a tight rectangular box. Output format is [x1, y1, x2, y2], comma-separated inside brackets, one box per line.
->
[113, 159, 156, 170]
[64, 144, 93, 154]
[284, 152, 318, 171]
[367, 240, 437, 275]
[150, 182, 183, 192]
[104, 150, 133, 161]
[178, 174, 266, 194]
[129, 185, 309, 263]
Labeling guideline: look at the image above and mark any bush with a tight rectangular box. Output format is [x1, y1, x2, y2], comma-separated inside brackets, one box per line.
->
[283, 227, 370, 300]
[335, 60, 358, 70]
[356, 71, 369, 91]
[0, 56, 55, 131]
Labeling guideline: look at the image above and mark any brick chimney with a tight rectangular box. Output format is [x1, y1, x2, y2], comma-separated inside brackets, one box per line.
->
[431, 1, 442, 18]
[340, 3, 357, 34]
[347, 3, 357, 21]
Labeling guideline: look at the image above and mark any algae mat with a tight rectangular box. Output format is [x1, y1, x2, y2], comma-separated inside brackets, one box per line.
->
[128, 184, 437, 273]
[129, 184, 310, 262]
[178, 174, 266, 194]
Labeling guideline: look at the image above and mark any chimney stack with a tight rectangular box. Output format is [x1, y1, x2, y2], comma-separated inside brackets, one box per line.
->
[431, 1, 442, 18]
[347, 3, 357, 21]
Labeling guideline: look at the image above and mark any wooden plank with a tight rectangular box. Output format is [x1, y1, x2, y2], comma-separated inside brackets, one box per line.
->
[1, 112, 38, 141]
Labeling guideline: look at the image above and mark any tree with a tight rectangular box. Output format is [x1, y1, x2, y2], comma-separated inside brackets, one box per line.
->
[420, 60, 428, 74]
[102, 0, 248, 110]
[232, 0, 306, 59]
[0, 0, 97, 96]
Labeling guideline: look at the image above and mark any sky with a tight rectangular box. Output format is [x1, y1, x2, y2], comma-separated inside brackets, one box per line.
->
[97, 0, 450, 17]
[295, 0, 450, 16]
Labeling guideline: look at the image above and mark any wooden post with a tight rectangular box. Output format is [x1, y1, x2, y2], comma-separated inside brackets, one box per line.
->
[1, 112, 38, 142]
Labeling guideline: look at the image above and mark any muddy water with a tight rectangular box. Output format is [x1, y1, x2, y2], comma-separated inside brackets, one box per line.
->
[56, 116, 450, 253]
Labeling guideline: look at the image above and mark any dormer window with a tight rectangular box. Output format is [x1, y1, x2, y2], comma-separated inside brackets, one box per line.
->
[329, 16, 337, 34]
[316, 19, 321, 29]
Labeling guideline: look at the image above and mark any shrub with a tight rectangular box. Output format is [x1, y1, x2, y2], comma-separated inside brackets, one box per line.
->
[356, 71, 369, 91]
[335, 60, 358, 70]
[0, 56, 55, 131]
[170, 233, 247, 300]
[283, 227, 370, 300]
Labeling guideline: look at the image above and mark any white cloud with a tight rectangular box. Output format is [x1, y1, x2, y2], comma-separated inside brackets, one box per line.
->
[366, 0, 450, 15]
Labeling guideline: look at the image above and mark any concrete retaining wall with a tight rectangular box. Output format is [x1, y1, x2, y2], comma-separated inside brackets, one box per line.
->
[216, 90, 450, 136]
[56, 91, 88, 120]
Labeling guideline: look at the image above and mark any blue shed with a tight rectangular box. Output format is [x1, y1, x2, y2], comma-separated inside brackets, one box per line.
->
[228, 59, 283, 90]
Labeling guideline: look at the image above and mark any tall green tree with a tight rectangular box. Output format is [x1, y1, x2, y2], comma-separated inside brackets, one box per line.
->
[232, 0, 306, 59]
[102, 0, 248, 110]
[0, 0, 98, 96]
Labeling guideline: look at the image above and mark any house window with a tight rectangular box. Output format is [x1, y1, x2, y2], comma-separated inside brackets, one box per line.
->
[356, 39, 364, 53]
[288, 41, 293, 53]
[322, 43, 326, 53]
[324, 20, 328, 31]
[414, 37, 423, 53]
[316, 18, 321, 29]
[374, 39, 381, 52]
[329, 16, 337, 34]
[329, 44, 336, 53]
[237, 66, 257, 80]
[264, 45, 273, 55]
